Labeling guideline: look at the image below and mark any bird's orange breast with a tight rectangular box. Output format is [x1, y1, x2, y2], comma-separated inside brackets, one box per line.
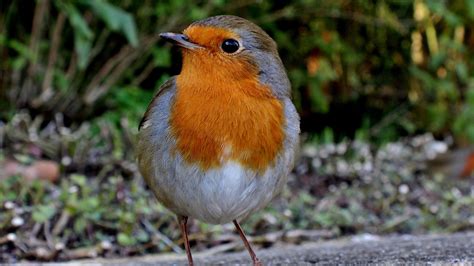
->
[170, 54, 285, 173]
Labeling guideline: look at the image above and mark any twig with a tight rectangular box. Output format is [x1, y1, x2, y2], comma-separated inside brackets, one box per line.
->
[64, 241, 111, 260]
[0, 3, 8, 94]
[54, 91, 78, 114]
[65, 53, 77, 80]
[89, 30, 111, 61]
[38, 12, 66, 99]
[30, 222, 42, 238]
[26, 246, 58, 261]
[84, 35, 160, 104]
[83, 9, 183, 105]
[260, 6, 412, 34]
[141, 219, 183, 253]
[369, 103, 410, 137]
[313, 8, 412, 34]
[131, 59, 156, 86]
[26, 0, 49, 77]
[82, 45, 133, 104]
[259, 6, 295, 23]
[43, 220, 54, 249]
[52, 209, 70, 236]
[22, 0, 49, 103]
[92, 50, 139, 100]
[0, 233, 16, 245]
[120, 118, 137, 161]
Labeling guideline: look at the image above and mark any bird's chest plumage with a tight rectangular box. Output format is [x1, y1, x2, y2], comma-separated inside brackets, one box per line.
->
[170, 73, 285, 173]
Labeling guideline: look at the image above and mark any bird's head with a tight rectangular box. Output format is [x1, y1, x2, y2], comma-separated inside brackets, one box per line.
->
[160, 15, 290, 97]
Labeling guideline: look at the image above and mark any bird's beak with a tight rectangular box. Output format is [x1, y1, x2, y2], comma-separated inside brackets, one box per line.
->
[159, 33, 203, 50]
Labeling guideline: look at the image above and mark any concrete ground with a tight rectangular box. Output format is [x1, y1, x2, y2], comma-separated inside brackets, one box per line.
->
[65, 232, 474, 265]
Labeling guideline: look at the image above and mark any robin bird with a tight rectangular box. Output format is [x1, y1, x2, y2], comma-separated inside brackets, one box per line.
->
[427, 147, 474, 178]
[137, 15, 300, 265]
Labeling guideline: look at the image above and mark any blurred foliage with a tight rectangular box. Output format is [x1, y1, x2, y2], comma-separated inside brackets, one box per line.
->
[1, 113, 473, 262]
[0, 0, 474, 143]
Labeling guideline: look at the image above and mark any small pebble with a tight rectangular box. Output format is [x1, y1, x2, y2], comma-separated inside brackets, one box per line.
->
[11, 216, 24, 227]
[399, 184, 409, 194]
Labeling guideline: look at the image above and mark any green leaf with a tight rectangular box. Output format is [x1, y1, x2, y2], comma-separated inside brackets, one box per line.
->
[8, 40, 32, 59]
[190, 8, 207, 21]
[71, 174, 87, 187]
[74, 217, 87, 232]
[377, 2, 405, 32]
[321, 127, 334, 143]
[314, 211, 333, 228]
[63, 4, 93, 40]
[117, 232, 136, 246]
[427, 0, 463, 26]
[455, 62, 469, 82]
[152, 47, 171, 67]
[74, 33, 93, 69]
[453, 87, 474, 141]
[83, 0, 139, 46]
[54, 70, 71, 92]
[11, 57, 27, 70]
[136, 229, 150, 242]
[467, 0, 474, 19]
[309, 84, 329, 113]
[427, 103, 448, 131]
[428, 52, 447, 70]
[79, 197, 100, 211]
[60, 2, 94, 69]
[409, 66, 436, 90]
[32, 204, 56, 223]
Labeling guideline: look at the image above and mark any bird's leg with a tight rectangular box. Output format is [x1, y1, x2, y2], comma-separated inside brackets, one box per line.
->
[233, 220, 262, 266]
[178, 215, 193, 265]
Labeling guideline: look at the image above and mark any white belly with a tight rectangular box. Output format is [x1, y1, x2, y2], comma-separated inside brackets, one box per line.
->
[152, 159, 288, 224]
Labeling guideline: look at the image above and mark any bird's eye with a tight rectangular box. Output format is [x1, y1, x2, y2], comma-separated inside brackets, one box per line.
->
[221, 39, 240, 53]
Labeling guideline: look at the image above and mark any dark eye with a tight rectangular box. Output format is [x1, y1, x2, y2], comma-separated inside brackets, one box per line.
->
[221, 39, 240, 53]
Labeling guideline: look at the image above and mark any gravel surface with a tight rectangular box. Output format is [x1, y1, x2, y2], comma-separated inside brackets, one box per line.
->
[63, 232, 474, 265]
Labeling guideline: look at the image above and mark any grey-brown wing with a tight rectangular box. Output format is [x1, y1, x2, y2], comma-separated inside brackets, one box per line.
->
[138, 76, 177, 131]
[136, 76, 178, 211]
